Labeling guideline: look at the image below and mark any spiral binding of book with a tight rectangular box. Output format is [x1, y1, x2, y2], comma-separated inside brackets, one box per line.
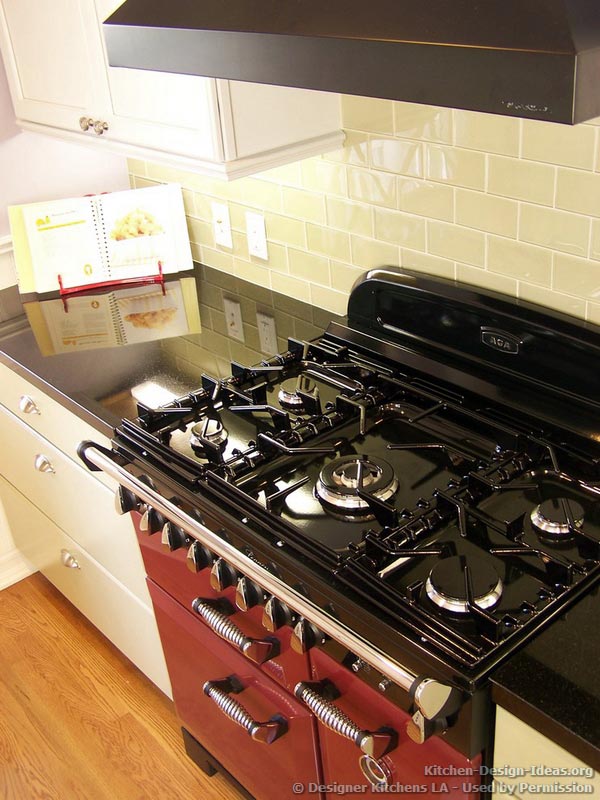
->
[91, 197, 112, 281]
[107, 293, 127, 345]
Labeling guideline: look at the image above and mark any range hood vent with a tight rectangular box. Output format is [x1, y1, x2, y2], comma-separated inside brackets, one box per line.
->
[104, 0, 600, 124]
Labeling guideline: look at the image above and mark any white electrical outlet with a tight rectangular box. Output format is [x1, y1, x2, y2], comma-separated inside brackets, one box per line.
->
[212, 201, 233, 249]
[223, 297, 245, 342]
[256, 312, 278, 355]
[245, 211, 268, 260]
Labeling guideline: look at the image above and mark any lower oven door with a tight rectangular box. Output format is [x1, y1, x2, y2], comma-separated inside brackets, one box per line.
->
[148, 580, 322, 800]
[309, 649, 481, 799]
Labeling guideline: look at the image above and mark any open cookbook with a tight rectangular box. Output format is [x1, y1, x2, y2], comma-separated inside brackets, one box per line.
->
[9, 183, 193, 294]
[23, 277, 201, 356]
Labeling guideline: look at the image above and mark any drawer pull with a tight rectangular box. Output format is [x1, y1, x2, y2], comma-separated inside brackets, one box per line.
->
[34, 454, 55, 474]
[79, 116, 93, 131]
[60, 549, 80, 569]
[19, 395, 40, 415]
[192, 597, 280, 665]
[203, 677, 287, 744]
[294, 680, 397, 759]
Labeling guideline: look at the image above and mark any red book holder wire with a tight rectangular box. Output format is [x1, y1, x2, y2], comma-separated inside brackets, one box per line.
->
[58, 261, 165, 312]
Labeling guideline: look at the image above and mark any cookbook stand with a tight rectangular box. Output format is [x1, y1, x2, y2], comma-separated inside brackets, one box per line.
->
[57, 261, 165, 312]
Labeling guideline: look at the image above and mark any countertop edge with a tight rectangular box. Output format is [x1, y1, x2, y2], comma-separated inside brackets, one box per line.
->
[0, 348, 115, 441]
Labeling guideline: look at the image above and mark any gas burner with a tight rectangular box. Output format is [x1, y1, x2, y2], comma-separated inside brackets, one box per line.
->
[315, 455, 398, 520]
[278, 376, 318, 412]
[190, 417, 228, 450]
[425, 556, 503, 614]
[530, 498, 584, 538]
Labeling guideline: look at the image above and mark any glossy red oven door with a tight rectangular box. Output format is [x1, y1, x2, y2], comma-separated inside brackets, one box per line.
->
[148, 580, 323, 800]
[310, 649, 481, 799]
[131, 510, 311, 691]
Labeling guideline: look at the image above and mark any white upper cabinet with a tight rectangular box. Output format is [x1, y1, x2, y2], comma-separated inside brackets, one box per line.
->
[0, 0, 343, 179]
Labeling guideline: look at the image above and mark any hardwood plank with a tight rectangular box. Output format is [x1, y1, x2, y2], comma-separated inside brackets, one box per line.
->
[0, 573, 245, 800]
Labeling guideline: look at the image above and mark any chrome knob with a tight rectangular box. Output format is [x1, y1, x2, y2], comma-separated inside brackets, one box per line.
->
[34, 454, 55, 473]
[139, 506, 165, 535]
[209, 558, 237, 592]
[115, 486, 139, 515]
[79, 116, 93, 131]
[161, 522, 188, 552]
[235, 577, 264, 611]
[93, 119, 108, 135]
[290, 618, 326, 654]
[19, 395, 40, 415]
[262, 596, 293, 632]
[186, 540, 213, 573]
[60, 549, 80, 569]
[351, 658, 368, 673]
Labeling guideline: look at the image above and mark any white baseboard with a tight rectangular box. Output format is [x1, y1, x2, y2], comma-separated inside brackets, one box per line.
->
[0, 236, 17, 290]
[0, 547, 35, 591]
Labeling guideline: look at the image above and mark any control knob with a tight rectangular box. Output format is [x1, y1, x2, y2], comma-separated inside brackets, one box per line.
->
[186, 541, 213, 573]
[115, 486, 139, 515]
[262, 596, 293, 632]
[209, 558, 237, 592]
[290, 617, 326, 654]
[161, 522, 189, 552]
[235, 577, 264, 611]
[139, 506, 165, 535]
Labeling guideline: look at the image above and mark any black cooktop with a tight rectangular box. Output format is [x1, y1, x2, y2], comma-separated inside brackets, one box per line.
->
[111, 268, 600, 680]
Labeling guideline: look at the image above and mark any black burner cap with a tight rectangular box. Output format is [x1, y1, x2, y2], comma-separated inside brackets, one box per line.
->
[426, 555, 502, 614]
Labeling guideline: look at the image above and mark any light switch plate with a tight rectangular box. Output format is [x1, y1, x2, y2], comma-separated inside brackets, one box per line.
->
[256, 312, 278, 355]
[245, 211, 268, 260]
[223, 297, 244, 342]
[212, 201, 233, 249]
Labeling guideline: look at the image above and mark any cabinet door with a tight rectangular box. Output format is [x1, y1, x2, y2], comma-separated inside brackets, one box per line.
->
[149, 580, 322, 800]
[0, 0, 101, 134]
[94, 0, 222, 162]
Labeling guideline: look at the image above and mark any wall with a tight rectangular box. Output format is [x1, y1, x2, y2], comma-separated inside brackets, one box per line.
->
[129, 96, 600, 322]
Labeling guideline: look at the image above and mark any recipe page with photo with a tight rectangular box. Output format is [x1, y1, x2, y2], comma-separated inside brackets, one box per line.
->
[101, 183, 192, 278]
[115, 282, 191, 344]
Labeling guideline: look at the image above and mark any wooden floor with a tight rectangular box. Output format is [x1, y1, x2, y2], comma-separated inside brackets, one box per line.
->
[0, 573, 245, 800]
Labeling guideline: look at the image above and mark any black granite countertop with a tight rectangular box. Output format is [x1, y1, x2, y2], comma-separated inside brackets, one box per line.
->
[491, 584, 600, 770]
[2, 262, 599, 769]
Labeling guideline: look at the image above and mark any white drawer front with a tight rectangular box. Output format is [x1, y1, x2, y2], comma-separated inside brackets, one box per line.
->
[0, 473, 171, 697]
[0, 361, 115, 489]
[0, 403, 148, 603]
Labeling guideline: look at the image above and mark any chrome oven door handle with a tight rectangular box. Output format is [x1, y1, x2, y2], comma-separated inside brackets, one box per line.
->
[192, 597, 280, 665]
[77, 440, 463, 727]
[203, 677, 287, 744]
[294, 680, 397, 759]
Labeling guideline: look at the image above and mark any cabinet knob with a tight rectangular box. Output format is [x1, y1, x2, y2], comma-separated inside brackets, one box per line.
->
[34, 454, 55, 474]
[79, 116, 93, 131]
[93, 120, 109, 135]
[19, 395, 40, 415]
[60, 549, 80, 569]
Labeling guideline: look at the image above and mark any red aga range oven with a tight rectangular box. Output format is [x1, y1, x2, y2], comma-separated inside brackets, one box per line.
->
[80, 268, 600, 799]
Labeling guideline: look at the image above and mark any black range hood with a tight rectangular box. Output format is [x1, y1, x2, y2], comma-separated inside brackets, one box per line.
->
[104, 0, 600, 124]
